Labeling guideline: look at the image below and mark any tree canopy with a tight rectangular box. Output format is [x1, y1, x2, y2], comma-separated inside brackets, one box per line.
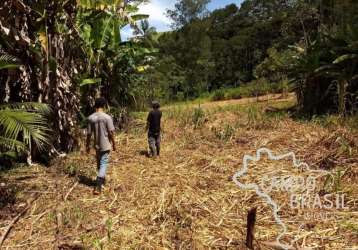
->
[146, 0, 358, 116]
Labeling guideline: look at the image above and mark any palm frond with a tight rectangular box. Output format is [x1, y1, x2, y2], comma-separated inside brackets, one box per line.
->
[80, 78, 102, 87]
[0, 151, 18, 159]
[0, 136, 26, 151]
[0, 109, 51, 150]
[333, 54, 358, 64]
[0, 102, 51, 114]
[0, 53, 20, 70]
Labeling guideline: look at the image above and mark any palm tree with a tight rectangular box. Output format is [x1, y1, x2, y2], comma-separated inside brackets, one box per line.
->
[0, 0, 84, 152]
[0, 53, 19, 70]
[0, 103, 51, 156]
[0, 54, 51, 159]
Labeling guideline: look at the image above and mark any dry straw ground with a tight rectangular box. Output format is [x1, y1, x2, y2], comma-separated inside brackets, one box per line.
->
[1, 94, 357, 249]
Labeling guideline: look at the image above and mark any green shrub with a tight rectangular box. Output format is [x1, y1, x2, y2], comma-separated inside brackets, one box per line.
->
[247, 105, 262, 126]
[176, 92, 185, 102]
[207, 78, 291, 103]
[191, 107, 206, 129]
[213, 123, 236, 141]
[108, 107, 129, 129]
[64, 163, 78, 177]
[241, 78, 270, 97]
[224, 88, 242, 100]
[211, 89, 226, 101]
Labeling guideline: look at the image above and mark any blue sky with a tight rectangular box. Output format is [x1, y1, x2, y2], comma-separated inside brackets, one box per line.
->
[121, 0, 244, 40]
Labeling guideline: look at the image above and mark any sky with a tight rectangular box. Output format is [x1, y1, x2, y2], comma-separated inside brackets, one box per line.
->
[121, 0, 244, 40]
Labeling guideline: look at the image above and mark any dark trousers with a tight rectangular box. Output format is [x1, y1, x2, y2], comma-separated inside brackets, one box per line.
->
[148, 133, 160, 157]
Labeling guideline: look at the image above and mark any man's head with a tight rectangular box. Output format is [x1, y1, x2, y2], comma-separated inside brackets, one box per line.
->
[95, 97, 107, 110]
[151, 101, 160, 110]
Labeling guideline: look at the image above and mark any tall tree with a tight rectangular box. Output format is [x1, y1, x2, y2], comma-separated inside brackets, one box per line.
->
[166, 0, 211, 29]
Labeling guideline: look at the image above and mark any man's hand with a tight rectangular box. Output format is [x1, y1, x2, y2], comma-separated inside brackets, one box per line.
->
[109, 131, 116, 152]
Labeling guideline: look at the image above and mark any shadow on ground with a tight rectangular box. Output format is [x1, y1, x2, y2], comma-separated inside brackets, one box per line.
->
[138, 150, 150, 158]
[78, 175, 96, 187]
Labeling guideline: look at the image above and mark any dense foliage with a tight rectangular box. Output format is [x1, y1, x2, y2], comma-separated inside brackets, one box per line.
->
[150, 0, 358, 116]
[0, 0, 150, 158]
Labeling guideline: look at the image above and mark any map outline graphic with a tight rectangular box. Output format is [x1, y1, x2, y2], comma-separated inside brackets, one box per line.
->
[232, 147, 330, 250]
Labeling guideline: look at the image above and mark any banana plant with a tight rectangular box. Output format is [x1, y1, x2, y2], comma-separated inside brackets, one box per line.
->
[75, 0, 150, 110]
[314, 29, 358, 115]
[76, 0, 149, 75]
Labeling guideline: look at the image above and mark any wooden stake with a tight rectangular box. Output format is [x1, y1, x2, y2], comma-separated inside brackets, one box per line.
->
[246, 207, 257, 249]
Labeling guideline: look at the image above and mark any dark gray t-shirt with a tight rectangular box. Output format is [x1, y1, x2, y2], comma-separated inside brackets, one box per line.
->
[147, 109, 162, 136]
[87, 112, 115, 152]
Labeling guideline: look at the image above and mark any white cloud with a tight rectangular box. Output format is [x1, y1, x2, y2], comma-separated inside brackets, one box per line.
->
[138, 0, 175, 26]
[121, 0, 175, 41]
[121, 0, 242, 40]
[120, 25, 133, 40]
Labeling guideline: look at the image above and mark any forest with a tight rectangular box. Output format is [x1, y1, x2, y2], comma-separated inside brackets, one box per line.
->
[0, 0, 357, 249]
[0, 0, 357, 158]
[151, 0, 358, 113]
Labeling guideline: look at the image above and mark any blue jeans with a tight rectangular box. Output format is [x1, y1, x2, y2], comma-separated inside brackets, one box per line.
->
[96, 150, 110, 178]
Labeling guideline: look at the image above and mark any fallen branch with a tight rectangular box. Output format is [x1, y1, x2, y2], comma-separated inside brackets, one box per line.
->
[0, 195, 40, 247]
[64, 181, 79, 201]
[109, 190, 118, 209]
[27, 210, 50, 240]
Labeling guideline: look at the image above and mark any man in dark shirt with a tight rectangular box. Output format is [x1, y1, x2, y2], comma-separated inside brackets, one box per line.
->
[146, 101, 162, 157]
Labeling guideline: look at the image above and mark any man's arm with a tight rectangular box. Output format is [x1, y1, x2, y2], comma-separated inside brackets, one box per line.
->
[109, 131, 116, 151]
[145, 112, 151, 132]
[161, 121, 164, 134]
[107, 117, 116, 151]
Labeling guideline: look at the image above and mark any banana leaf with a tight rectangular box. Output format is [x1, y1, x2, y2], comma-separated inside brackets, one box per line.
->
[80, 78, 102, 86]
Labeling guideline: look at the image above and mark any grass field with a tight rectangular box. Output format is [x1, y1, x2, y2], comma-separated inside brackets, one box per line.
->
[1, 94, 357, 249]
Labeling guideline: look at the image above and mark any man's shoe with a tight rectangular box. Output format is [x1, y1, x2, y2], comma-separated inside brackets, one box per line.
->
[93, 177, 104, 195]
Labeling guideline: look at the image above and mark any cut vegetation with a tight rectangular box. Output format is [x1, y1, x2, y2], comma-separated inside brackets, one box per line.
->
[1, 95, 357, 249]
